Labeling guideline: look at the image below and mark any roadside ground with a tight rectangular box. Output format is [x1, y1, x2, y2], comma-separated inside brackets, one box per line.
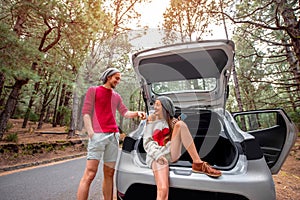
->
[0, 119, 299, 199]
[0, 119, 87, 170]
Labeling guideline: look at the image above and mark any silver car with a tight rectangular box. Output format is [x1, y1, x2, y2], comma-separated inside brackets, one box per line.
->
[116, 40, 297, 200]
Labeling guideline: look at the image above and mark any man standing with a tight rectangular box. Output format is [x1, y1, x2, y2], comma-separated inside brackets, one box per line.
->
[77, 68, 146, 200]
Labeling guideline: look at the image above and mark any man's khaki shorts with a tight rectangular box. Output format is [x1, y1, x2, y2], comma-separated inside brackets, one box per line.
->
[87, 132, 119, 162]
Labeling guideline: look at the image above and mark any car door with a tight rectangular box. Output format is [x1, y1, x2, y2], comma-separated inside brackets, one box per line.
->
[232, 109, 297, 174]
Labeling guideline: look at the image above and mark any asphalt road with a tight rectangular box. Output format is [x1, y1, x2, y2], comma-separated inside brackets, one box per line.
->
[0, 157, 106, 200]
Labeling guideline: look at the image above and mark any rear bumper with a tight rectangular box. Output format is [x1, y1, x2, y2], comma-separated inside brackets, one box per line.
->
[116, 152, 275, 200]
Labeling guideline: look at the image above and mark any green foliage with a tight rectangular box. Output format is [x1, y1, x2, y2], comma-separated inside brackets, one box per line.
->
[0, 0, 162, 135]
[45, 145, 54, 152]
[64, 126, 70, 133]
[0, 0, 114, 131]
[230, 0, 300, 117]
[162, 0, 218, 43]
[5, 121, 13, 132]
[5, 133, 18, 143]
[288, 111, 300, 130]
[58, 145, 66, 151]
[29, 112, 39, 122]
[61, 106, 71, 125]
[0, 23, 42, 79]
[23, 144, 34, 151]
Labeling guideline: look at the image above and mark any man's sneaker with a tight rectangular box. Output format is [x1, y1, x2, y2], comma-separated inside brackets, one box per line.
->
[192, 162, 222, 177]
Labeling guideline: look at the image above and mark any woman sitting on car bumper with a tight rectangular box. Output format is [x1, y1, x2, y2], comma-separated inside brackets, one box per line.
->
[143, 96, 222, 200]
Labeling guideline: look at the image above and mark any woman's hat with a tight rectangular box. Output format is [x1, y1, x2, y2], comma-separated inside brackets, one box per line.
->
[157, 96, 175, 117]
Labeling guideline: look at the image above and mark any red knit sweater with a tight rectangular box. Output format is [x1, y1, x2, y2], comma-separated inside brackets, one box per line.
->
[82, 86, 128, 133]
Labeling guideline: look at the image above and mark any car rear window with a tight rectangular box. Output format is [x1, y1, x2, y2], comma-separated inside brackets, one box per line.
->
[152, 78, 216, 94]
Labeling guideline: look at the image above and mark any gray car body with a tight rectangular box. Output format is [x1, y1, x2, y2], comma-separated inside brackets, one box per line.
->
[116, 40, 297, 200]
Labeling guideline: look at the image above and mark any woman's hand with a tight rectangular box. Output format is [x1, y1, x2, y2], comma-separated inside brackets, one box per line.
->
[157, 156, 168, 165]
[171, 118, 179, 127]
[147, 114, 156, 123]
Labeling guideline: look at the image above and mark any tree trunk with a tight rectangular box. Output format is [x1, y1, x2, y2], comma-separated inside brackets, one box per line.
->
[232, 64, 246, 130]
[44, 106, 51, 123]
[22, 96, 34, 128]
[37, 87, 49, 129]
[0, 72, 5, 108]
[61, 90, 71, 126]
[0, 78, 29, 139]
[52, 82, 61, 127]
[22, 81, 40, 128]
[232, 65, 244, 112]
[76, 95, 85, 131]
[283, 39, 300, 105]
[68, 90, 79, 137]
[13, 1, 31, 37]
[37, 105, 46, 129]
[0, 72, 5, 99]
[37, 84, 55, 129]
[37, 80, 57, 129]
[56, 83, 66, 126]
[287, 87, 297, 112]
[280, 5, 300, 66]
[279, 1, 300, 106]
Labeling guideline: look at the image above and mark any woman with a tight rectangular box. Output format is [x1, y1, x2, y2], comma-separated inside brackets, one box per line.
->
[143, 96, 221, 200]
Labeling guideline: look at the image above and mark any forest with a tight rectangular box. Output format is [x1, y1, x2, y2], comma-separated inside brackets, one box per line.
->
[0, 0, 299, 140]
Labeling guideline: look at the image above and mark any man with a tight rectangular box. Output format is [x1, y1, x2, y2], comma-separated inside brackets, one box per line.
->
[77, 68, 146, 200]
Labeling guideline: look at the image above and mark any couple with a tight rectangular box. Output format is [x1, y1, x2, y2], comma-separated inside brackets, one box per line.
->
[77, 68, 221, 200]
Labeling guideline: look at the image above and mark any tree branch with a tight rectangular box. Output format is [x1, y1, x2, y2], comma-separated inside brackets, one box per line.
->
[210, 5, 286, 31]
[38, 17, 61, 52]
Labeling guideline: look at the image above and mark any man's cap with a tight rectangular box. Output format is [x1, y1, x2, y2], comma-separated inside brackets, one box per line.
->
[100, 68, 120, 84]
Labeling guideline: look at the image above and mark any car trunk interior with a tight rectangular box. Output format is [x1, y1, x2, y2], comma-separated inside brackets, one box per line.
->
[136, 109, 238, 170]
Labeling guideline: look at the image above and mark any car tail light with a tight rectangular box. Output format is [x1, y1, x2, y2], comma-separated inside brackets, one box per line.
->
[117, 191, 125, 199]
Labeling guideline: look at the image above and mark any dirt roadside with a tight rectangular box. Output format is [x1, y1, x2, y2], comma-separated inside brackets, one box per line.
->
[272, 139, 300, 200]
[0, 119, 88, 170]
[0, 119, 299, 199]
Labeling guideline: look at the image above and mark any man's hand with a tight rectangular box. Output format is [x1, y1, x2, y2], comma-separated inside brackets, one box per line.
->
[88, 131, 94, 139]
[119, 133, 126, 141]
[137, 111, 146, 120]
[83, 114, 94, 139]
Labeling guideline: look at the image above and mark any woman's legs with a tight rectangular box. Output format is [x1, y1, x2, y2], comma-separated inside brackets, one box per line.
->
[170, 121, 222, 177]
[152, 160, 169, 200]
[170, 121, 201, 163]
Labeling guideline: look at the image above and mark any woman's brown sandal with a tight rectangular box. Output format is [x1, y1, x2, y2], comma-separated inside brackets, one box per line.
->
[192, 162, 222, 177]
